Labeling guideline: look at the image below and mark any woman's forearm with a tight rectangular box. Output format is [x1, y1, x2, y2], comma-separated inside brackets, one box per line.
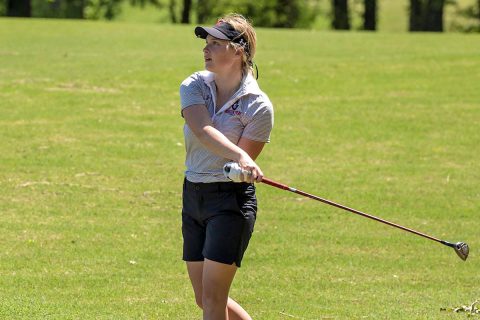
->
[182, 104, 261, 179]
[196, 125, 247, 162]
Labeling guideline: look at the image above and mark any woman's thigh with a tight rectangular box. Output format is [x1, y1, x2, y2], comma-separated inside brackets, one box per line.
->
[187, 259, 238, 307]
[202, 258, 237, 301]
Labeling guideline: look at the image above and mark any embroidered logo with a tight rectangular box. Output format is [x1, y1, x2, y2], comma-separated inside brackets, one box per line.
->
[225, 101, 242, 116]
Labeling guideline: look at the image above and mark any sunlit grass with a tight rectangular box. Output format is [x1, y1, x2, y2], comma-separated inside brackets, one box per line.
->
[0, 18, 479, 319]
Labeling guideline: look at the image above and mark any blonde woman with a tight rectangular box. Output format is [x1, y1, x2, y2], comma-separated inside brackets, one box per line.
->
[179, 14, 274, 320]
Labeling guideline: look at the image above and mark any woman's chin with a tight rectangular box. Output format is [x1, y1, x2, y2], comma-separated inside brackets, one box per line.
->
[205, 64, 215, 72]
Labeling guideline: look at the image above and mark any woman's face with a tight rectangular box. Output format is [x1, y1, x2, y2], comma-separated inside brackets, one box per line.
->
[203, 35, 240, 74]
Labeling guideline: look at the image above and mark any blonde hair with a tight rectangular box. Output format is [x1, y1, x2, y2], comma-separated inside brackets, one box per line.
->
[219, 13, 257, 77]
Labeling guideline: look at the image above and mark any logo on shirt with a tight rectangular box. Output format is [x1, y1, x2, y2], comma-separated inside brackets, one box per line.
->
[225, 101, 242, 116]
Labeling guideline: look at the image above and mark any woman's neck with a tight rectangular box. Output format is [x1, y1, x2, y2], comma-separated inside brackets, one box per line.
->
[214, 70, 243, 101]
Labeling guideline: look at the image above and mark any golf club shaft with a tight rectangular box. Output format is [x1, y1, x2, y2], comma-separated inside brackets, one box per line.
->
[260, 177, 444, 244]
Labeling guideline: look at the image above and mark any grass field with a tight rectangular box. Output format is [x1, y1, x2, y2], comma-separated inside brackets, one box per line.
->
[1, 18, 479, 319]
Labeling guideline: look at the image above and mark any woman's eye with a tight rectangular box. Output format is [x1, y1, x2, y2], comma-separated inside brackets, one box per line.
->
[205, 39, 221, 46]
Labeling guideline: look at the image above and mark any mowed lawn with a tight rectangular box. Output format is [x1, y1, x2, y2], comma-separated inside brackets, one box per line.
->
[0, 18, 479, 319]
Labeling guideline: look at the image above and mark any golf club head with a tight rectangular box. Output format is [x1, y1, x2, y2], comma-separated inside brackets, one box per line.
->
[454, 242, 469, 261]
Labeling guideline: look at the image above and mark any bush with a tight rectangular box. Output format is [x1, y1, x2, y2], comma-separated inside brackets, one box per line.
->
[197, 0, 320, 29]
[0, 0, 5, 16]
[450, 1, 480, 33]
[28, 0, 122, 20]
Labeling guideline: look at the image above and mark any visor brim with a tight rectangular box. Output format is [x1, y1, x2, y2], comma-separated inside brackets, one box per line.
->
[194, 26, 230, 40]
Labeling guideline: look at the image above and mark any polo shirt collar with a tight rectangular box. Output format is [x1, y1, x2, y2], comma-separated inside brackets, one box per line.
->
[200, 71, 262, 97]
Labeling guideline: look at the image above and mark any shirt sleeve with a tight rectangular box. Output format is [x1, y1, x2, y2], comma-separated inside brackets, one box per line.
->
[241, 100, 274, 143]
[179, 73, 205, 115]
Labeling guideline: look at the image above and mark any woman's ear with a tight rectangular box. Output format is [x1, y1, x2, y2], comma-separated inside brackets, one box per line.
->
[235, 48, 244, 56]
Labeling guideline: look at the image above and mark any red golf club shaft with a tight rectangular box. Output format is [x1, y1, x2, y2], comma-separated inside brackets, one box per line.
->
[260, 177, 443, 244]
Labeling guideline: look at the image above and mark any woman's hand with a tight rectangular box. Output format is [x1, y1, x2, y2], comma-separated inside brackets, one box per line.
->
[237, 151, 263, 183]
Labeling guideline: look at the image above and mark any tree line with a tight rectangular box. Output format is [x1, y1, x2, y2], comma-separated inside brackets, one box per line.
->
[2, 0, 480, 32]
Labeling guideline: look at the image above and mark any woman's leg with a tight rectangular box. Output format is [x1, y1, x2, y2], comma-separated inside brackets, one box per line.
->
[202, 258, 236, 319]
[202, 258, 255, 320]
[186, 261, 204, 309]
[227, 297, 252, 320]
[187, 261, 252, 319]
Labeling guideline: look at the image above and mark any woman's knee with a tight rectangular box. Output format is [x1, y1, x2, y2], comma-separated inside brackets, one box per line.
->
[202, 287, 228, 311]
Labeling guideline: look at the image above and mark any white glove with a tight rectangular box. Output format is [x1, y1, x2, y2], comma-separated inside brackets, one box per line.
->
[223, 162, 250, 183]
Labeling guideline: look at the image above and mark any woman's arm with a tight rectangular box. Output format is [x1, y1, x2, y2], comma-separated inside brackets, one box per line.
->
[237, 137, 265, 161]
[183, 104, 263, 182]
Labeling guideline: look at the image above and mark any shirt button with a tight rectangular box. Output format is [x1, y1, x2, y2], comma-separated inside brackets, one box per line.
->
[195, 186, 200, 191]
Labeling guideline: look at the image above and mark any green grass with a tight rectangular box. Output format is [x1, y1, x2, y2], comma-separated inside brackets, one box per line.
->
[1, 18, 479, 319]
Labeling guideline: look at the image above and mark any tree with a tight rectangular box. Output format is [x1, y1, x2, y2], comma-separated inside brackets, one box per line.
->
[197, 0, 214, 24]
[273, 0, 300, 28]
[64, 0, 84, 19]
[363, 0, 376, 30]
[332, 0, 350, 30]
[452, 0, 480, 32]
[168, 0, 177, 23]
[409, 0, 423, 31]
[181, 0, 191, 23]
[424, 0, 445, 31]
[163, 0, 318, 28]
[7, 0, 31, 17]
[88, 0, 124, 20]
[409, 0, 446, 32]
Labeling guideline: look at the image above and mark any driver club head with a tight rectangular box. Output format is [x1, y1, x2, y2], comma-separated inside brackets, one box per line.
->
[454, 242, 469, 261]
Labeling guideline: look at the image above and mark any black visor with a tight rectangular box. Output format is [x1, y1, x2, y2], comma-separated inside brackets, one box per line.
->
[195, 21, 248, 49]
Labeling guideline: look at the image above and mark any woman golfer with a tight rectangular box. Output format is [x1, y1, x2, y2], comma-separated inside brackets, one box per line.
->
[179, 13, 273, 320]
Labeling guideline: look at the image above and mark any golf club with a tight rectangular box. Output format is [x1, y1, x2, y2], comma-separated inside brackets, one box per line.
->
[223, 163, 469, 261]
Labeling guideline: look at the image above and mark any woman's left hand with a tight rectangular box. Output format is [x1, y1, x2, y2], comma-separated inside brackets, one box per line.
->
[237, 151, 263, 183]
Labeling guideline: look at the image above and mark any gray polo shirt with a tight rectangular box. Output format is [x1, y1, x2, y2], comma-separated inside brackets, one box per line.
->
[180, 71, 274, 183]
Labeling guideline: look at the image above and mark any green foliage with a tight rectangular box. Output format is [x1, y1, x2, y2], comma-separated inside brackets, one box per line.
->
[129, 0, 163, 7]
[84, 0, 123, 19]
[31, 0, 84, 19]
[0, 0, 5, 16]
[2, 0, 478, 33]
[31, 0, 69, 19]
[450, 0, 480, 32]
[30, 0, 122, 19]
[196, 0, 320, 28]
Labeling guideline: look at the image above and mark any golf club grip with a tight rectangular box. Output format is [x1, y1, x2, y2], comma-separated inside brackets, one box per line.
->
[260, 177, 443, 244]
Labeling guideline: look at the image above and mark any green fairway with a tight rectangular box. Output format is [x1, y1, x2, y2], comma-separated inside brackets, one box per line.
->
[1, 18, 479, 319]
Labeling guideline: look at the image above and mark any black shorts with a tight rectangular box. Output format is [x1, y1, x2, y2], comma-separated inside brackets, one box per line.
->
[181, 178, 257, 267]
